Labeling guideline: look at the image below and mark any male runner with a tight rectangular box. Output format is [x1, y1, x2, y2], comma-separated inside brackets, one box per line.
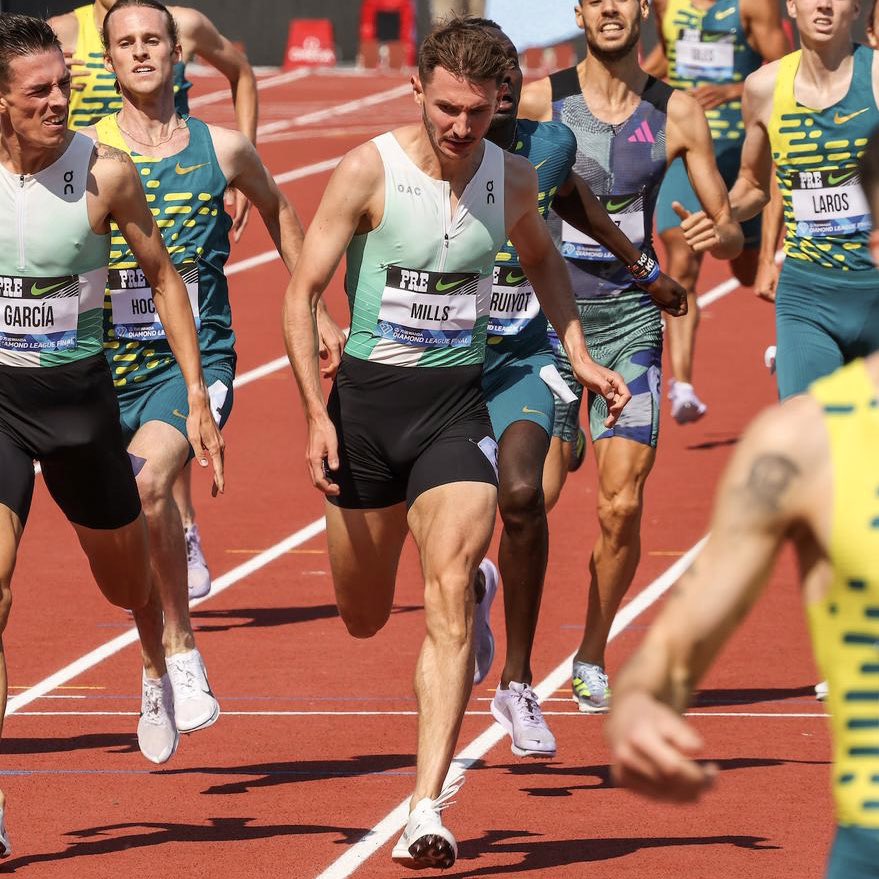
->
[469, 17, 686, 759]
[729, 0, 879, 401]
[518, 0, 742, 713]
[91, 0, 306, 765]
[651, 0, 788, 422]
[607, 129, 879, 878]
[0, 12, 221, 854]
[284, 18, 630, 869]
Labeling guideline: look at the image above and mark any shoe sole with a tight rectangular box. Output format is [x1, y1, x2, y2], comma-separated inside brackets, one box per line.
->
[177, 700, 221, 734]
[473, 628, 495, 686]
[571, 694, 610, 714]
[392, 834, 456, 870]
[490, 700, 556, 758]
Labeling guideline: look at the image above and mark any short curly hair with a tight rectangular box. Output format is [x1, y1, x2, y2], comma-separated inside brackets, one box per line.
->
[418, 16, 512, 86]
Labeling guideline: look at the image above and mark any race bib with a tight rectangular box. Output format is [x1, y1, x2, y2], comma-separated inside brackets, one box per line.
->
[790, 168, 871, 238]
[0, 274, 79, 353]
[561, 193, 644, 261]
[487, 265, 539, 336]
[377, 266, 479, 348]
[110, 262, 200, 341]
[675, 29, 735, 81]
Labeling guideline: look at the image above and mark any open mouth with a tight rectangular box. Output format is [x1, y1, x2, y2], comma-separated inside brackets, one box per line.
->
[43, 115, 65, 129]
[599, 21, 625, 34]
[132, 65, 156, 75]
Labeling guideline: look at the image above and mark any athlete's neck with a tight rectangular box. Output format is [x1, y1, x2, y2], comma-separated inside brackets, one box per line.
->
[115, 88, 184, 155]
[578, 55, 649, 123]
[796, 37, 855, 106]
[0, 128, 73, 176]
[407, 124, 486, 187]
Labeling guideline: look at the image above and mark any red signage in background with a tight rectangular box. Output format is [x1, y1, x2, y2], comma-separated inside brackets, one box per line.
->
[283, 19, 337, 70]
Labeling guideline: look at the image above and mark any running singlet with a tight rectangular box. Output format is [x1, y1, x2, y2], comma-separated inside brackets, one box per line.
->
[663, 0, 761, 145]
[96, 114, 233, 387]
[769, 46, 879, 271]
[547, 67, 672, 299]
[68, 4, 191, 130]
[808, 359, 879, 829]
[344, 132, 506, 367]
[486, 120, 576, 354]
[0, 133, 109, 368]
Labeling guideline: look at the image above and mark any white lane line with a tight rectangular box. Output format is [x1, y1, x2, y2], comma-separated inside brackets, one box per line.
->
[188, 67, 312, 109]
[5, 517, 327, 716]
[695, 250, 784, 309]
[313, 536, 708, 879]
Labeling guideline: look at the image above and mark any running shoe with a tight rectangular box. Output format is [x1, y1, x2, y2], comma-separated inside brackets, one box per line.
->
[0, 805, 10, 858]
[668, 379, 707, 425]
[491, 681, 557, 757]
[166, 648, 220, 733]
[185, 523, 212, 600]
[815, 680, 829, 701]
[473, 559, 499, 685]
[568, 426, 587, 472]
[571, 661, 611, 713]
[138, 673, 179, 764]
[391, 776, 463, 870]
[764, 345, 777, 375]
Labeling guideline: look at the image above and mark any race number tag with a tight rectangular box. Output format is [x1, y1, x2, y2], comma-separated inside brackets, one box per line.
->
[377, 266, 479, 348]
[561, 193, 644, 261]
[790, 168, 871, 238]
[109, 262, 200, 341]
[487, 265, 539, 336]
[675, 29, 735, 81]
[0, 274, 79, 353]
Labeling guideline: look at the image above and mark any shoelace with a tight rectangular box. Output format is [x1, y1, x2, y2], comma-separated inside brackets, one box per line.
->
[413, 773, 465, 819]
[184, 528, 200, 565]
[511, 686, 545, 729]
[142, 682, 165, 725]
[576, 666, 609, 696]
[169, 657, 200, 697]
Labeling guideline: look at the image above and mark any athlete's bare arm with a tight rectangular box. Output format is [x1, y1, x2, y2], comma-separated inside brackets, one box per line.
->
[666, 91, 744, 258]
[283, 143, 383, 494]
[518, 77, 554, 122]
[741, 0, 791, 63]
[606, 394, 830, 802]
[729, 62, 778, 221]
[505, 153, 632, 426]
[754, 174, 784, 301]
[89, 142, 225, 490]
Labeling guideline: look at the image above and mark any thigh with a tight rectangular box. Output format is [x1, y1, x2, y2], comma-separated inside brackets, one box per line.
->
[498, 419, 550, 498]
[592, 435, 657, 500]
[484, 354, 555, 443]
[128, 419, 191, 497]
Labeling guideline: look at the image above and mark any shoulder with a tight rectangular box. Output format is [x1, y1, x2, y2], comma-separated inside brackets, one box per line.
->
[743, 60, 781, 104]
[78, 124, 99, 143]
[666, 89, 711, 135]
[519, 77, 553, 121]
[204, 121, 250, 159]
[90, 140, 137, 186]
[535, 119, 576, 149]
[503, 151, 538, 197]
[167, 5, 206, 37]
[48, 10, 79, 49]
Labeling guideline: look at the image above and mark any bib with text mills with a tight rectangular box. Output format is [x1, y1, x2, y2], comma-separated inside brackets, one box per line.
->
[344, 132, 506, 368]
[96, 114, 233, 389]
[770, 45, 879, 271]
[663, 0, 761, 146]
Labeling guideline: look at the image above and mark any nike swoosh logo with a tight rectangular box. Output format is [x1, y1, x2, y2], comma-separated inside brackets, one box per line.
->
[175, 161, 209, 175]
[521, 405, 544, 415]
[532, 158, 548, 170]
[714, 8, 736, 19]
[30, 281, 65, 297]
[435, 277, 469, 292]
[605, 196, 637, 213]
[834, 108, 869, 125]
[172, 408, 187, 419]
[505, 272, 527, 285]
[826, 169, 858, 186]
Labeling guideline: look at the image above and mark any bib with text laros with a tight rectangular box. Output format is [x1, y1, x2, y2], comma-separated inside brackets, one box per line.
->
[109, 262, 200, 341]
[0, 274, 79, 353]
[790, 168, 871, 238]
[562, 193, 644, 261]
[675, 28, 734, 81]
[488, 265, 539, 336]
[377, 266, 479, 348]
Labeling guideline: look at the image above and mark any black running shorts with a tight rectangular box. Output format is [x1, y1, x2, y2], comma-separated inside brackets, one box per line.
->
[0, 354, 142, 529]
[326, 355, 499, 509]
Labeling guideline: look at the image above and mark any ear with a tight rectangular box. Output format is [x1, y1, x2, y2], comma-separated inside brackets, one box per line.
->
[786, 0, 797, 20]
[104, 51, 115, 76]
[411, 74, 424, 106]
[575, 4, 586, 30]
[173, 41, 183, 65]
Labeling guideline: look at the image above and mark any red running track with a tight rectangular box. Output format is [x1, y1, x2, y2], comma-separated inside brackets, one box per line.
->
[1, 69, 831, 878]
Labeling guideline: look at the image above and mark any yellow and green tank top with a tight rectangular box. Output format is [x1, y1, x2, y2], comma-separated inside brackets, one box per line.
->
[68, 4, 192, 130]
[808, 359, 879, 828]
[769, 46, 879, 272]
[663, 0, 761, 145]
[96, 114, 233, 389]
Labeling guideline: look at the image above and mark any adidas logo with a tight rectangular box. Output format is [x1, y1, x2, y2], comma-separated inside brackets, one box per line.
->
[627, 120, 655, 144]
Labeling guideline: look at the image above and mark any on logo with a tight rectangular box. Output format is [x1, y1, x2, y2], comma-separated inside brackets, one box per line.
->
[486, 179, 495, 205]
[63, 169, 74, 197]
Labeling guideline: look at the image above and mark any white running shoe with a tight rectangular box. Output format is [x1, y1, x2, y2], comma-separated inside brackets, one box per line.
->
[669, 379, 707, 425]
[0, 806, 10, 858]
[138, 673, 179, 764]
[764, 345, 777, 374]
[491, 681, 557, 757]
[392, 776, 463, 870]
[473, 559, 499, 685]
[185, 524, 211, 600]
[166, 649, 220, 733]
[815, 680, 829, 701]
[571, 661, 611, 713]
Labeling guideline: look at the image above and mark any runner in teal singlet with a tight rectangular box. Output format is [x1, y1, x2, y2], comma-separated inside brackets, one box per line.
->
[284, 19, 630, 870]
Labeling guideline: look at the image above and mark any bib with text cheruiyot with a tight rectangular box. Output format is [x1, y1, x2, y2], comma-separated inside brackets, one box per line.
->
[790, 168, 871, 238]
[675, 29, 735, 81]
[109, 262, 201, 341]
[562, 193, 645, 261]
[487, 265, 539, 336]
[377, 266, 480, 348]
[0, 274, 79, 353]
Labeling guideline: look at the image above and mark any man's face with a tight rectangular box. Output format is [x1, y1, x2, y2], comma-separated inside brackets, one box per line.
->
[787, 0, 859, 45]
[485, 28, 522, 128]
[414, 66, 498, 160]
[104, 7, 180, 97]
[0, 49, 70, 149]
[576, 0, 647, 62]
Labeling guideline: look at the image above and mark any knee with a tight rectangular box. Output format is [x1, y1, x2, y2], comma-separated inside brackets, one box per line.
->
[423, 573, 472, 647]
[337, 602, 390, 639]
[499, 478, 544, 528]
[136, 468, 174, 520]
[0, 584, 12, 632]
[597, 486, 643, 536]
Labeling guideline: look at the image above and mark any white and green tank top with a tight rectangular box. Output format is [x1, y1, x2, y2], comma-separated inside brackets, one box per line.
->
[0, 133, 109, 367]
[344, 132, 506, 367]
